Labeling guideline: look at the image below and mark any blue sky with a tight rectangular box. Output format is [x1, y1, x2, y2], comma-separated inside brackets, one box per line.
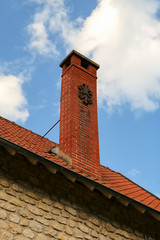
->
[0, 0, 160, 197]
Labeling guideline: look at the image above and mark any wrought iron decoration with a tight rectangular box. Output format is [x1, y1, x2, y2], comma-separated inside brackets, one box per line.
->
[78, 84, 93, 105]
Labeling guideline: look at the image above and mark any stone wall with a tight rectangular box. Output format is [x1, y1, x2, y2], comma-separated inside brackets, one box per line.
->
[0, 146, 160, 240]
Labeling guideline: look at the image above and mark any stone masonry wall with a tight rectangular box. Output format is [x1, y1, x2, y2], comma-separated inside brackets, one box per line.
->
[0, 146, 160, 240]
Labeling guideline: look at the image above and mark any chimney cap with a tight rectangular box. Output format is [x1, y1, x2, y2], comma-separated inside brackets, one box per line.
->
[59, 49, 100, 70]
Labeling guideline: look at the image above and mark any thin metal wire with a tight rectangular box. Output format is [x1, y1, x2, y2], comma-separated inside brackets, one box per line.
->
[41, 119, 60, 139]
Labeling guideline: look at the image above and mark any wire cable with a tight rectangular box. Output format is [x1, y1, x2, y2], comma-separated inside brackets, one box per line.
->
[41, 119, 60, 139]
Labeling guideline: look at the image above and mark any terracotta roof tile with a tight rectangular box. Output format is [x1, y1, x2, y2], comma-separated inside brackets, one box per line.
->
[0, 116, 160, 212]
[101, 165, 160, 211]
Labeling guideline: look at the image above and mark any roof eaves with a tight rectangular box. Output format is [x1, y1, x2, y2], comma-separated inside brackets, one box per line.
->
[0, 136, 160, 221]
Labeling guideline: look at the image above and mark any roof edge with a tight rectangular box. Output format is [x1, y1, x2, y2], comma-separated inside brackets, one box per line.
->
[0, 136, 160, 218]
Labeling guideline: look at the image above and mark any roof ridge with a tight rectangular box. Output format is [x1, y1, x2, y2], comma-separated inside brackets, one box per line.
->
[101, 165, 160, 201]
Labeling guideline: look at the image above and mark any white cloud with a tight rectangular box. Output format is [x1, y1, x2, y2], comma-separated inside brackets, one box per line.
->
[27, 0, 69, 57]
[28, 0, 160, 112]
[127, 168, 140, 178]
[0, 73, 29, 122]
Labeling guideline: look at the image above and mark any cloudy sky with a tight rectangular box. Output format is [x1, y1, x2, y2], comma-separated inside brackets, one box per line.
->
[0, 0, 160, 197]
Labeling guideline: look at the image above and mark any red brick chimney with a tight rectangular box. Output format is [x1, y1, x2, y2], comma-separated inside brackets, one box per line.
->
[59, 50, 101, 179]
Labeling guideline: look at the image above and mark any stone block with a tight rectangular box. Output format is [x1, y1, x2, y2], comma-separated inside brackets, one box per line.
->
[9, 197, 22, 207]
[53, 202, 63, 209]
[78, 223, 89, 234]
[51, 221, 64, 231]
[19, 209, 33, 220]
[36, 217, 50, 226]
[9, 223, 22, 234]
[57, 232, 68, 240]
[20, 219, 29, 226]
[23, 229, 35, 239]
[0, 191, 8, 201]
[19, 194, 36, 205]
[90, 230, 98, 238]
[65, 226, 74, 235]
[27, 205, 43, 216]
[37, 202, 50, 212]
[65, 206, 76, 216]
[5, 189, 16, 197]
[0, 220, 9, 230]
[42, 197, 52, 205]
[0, 178, 10, 187]
[25, 191, 40, 200]
[9, 213, 20, 224]
[106, 223, 115, 233]
[0, 202, 16, 212]
[35, 233, 48, 240]
[0, 209, 7, 219]
[29, 221, 43, 233]
[44, 227, 57, 237]
[57, 216, 67, 225]
[0, 230, 13, 240]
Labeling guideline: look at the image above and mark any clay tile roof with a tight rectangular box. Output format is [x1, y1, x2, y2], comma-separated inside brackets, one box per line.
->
[0, 116, 160, 212]
[101, 165, 160, 211]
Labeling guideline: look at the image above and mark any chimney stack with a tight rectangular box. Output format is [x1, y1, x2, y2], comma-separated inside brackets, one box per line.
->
[59, 50, 101, 179]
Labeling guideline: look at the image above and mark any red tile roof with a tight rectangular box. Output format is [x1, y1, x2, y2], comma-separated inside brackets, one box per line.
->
[0, 116, 160, 213]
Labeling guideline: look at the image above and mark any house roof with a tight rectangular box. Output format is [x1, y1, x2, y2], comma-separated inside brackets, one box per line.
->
[0, 116, 160, 217]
